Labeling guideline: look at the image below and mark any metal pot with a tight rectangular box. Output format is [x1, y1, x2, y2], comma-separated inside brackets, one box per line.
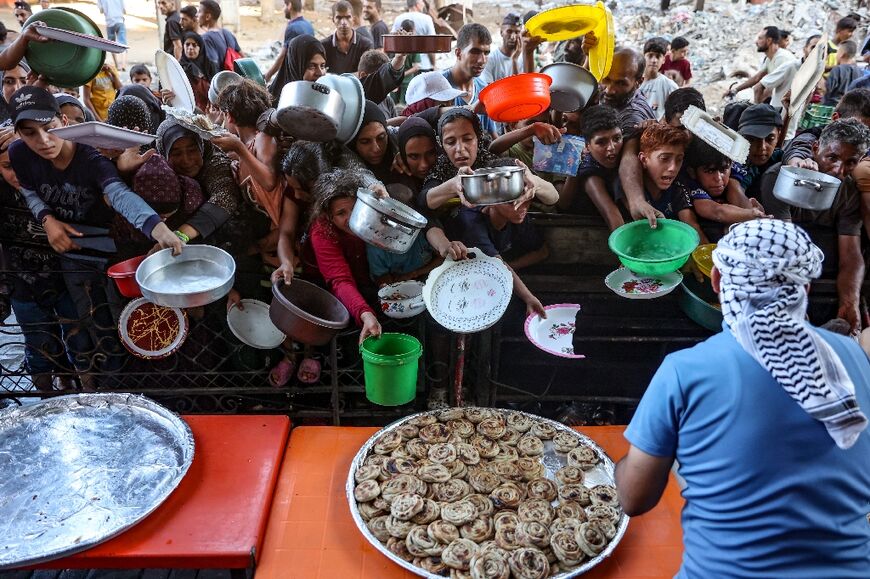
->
[772, 165, 841, 211]
[378, 281, 426, 319]
[269, 280, 350, 346]
[349, 188, 428, 254]
[540, 62, 597, 112]
[136, 245, 235, 308]
[460, 166, 525, 205]
[382, 35, 453, 53]
[208, 70, 242, 105]
[275, 80, 345, 142]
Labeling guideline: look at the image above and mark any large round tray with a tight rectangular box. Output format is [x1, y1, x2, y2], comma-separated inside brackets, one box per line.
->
[0, 393, 195, 569]
[345, 408, 629, 578]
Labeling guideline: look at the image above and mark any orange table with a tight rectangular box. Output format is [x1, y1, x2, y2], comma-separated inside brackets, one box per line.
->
[256, 425, 685, 579]
[26, 415, 290, 571]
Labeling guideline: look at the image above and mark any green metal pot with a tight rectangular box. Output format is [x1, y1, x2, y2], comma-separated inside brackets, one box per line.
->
[678, 279, 723, 332]
[24, 8, 106, 88]
[608, 218, 699, 276]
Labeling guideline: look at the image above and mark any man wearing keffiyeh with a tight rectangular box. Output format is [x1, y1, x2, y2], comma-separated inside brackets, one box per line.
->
[613, 220, 870, 578]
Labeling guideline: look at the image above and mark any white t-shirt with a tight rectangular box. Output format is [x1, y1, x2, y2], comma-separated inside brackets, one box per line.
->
[761, 48, 799, 111]
[391, 12, 436, 70]
[639, 74, 678, 121]
[481, 48, 523, 85]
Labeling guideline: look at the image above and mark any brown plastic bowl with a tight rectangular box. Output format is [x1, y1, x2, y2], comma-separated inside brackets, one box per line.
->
[269, 280, 350, 346]
[382, 35, 453, 54]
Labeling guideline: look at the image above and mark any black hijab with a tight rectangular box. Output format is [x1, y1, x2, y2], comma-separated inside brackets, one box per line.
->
[398, 116, 437, 163]
[268, 34, 326, 104]
[180, 32, 213, 82]
[118, 84, 163, 135]
[351, 100, 396, 183]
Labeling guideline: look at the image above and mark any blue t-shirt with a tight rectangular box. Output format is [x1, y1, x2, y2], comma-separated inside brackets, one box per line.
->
[625, 326, 870, 578]
[283, 16, 315, 47]
[443, 206, 544, 260]
[367, 234, 433, 279]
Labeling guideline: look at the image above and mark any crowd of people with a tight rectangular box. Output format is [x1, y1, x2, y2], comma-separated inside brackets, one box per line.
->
[0, 1, 868, 392]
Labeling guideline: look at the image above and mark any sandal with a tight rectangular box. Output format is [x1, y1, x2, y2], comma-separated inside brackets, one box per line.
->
[297, 357, 321, 384]
[269, 358, 296, 387]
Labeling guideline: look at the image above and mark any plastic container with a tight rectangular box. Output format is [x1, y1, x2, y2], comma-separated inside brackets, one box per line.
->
[479, 73, 551, 122]
[679, 279, 722, 332]
[608, 219, 699, 276]
[691, 243, 715, 278]
[107, 255, 146, 298]
[23, 8, 106, 88]
[360, 333, 421, 406]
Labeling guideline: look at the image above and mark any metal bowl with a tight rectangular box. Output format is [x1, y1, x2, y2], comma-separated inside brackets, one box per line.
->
[208, 70, 242, 105]
[541, 62, 598, 112]
[460, 165, 525, 205]
[136, 245, 236, 308]
[269, 280, 350, 346]
[275, 80, 345, 142]
[349, 188, 428, 254]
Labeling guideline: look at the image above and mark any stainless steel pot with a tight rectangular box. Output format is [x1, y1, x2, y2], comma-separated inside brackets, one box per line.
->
[269, 280, 350, 346]
[460, 166, 525, 205]
[540, 62, 597, 112]
[136, 245, 235, 308]
[208, 70, 241, 105]
[349, 188, 428, 254]
[275, 80, 345, 142]
[772, 165, 841, 211]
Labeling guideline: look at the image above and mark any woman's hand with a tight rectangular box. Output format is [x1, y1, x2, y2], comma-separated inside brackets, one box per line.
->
[115, 146, 155, 174]
[525, 295, 547, 319]
[369, 182, 390, 199]
[581, 31, 598, 54]
[271, 261, 294, 285]
[359, 311, 382, 345]
[530, 122, 566, 145]
[391, 152, 412, 176]
[42, 216, 82, 253]
[150, 222, 185, 256]
[451, 167, 475, 207]
[0, 127, 16, 150]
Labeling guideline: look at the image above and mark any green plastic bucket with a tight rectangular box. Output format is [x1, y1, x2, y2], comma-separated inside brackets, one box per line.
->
[361, 333, 421, 406]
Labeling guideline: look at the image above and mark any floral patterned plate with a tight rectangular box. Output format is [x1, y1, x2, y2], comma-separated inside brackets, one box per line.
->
[604, 267, 683, 300]
[524, 304, 585, 359]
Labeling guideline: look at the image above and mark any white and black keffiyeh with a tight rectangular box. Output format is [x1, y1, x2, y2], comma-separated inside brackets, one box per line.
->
[713, 220, 867, 449]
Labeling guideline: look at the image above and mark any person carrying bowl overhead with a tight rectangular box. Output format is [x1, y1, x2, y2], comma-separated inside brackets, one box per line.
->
[418, 107, 556, 318]
[616, 220, 870, 578]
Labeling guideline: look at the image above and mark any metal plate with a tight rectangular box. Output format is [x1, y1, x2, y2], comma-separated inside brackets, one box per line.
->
[346, 407, 629, 578]
[49, 122, 156, 150]
[0, 393, 195, 569]
[162, 106, 230, 141]
[118, 297, 189, 359]
[35, 24, 128, 53]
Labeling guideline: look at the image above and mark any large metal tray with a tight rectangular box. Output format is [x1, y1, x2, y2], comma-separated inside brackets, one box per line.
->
[0, 393, 195, 569]
[346, 408, 629, 578]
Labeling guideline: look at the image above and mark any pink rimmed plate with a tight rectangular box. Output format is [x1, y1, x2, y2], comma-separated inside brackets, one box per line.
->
[524, 303, 585, 359]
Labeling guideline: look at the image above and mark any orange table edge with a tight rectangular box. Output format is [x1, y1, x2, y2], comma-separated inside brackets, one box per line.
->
[22, 414, 291, 570]
[255, 425, 685, 579]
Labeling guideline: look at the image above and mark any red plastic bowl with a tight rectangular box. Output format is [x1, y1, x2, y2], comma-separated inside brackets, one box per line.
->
[107, 254, 146, 298]
[479, 73, 552, 123]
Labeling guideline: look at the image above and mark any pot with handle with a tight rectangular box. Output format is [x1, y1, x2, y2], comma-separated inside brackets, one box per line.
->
[772, 165, 841, 211]
[275, 80, 345, 142]
[349, 188, 428, 254]
[460, 166, 525, 205]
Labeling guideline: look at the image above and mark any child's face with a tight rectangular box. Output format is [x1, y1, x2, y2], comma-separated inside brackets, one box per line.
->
[671, 46, 689, 61]
[59, 104, 85, 125]
[639, 145, 685, 191]
[329, 197, 356, 234]
[644, 51, 664, 73]
[131, 73, 152, 87]
[17, 117, 67, 161]
[747, 129, 779, 166]
[692, 164, 731, 197]
[836, 28, 854, 43]
[587, 127, 623, 169]
[0, 150, 20, 189]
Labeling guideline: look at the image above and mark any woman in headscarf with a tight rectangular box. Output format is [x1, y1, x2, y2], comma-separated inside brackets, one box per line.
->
[179, 31, 213, 111]
[118, 83, 164, 134]
[349, 101, 397, 184]
[268, 34, 327, 103]
[107, 95, 153, 135]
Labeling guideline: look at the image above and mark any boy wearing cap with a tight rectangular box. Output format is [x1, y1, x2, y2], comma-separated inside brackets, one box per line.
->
[729, 104, 784, 200]
[481, 13, 523, 85]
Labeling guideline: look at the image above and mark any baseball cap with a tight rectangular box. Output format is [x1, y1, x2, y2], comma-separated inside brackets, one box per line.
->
[738, 104, 783, 139]
[406, 71, 469, 106]
[502, 12, 522, 26]
[9, 86, 59, 127]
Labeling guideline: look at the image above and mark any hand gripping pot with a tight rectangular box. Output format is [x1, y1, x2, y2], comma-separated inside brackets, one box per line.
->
[772, 165, 841, 211]
[349, 188, 428, 254]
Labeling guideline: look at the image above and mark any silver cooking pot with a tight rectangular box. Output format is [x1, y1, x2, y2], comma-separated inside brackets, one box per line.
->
[349, 188, 428, 254]
[275, 80, 345, 142]
[460, 166, 525, 205]
[540, 62, 597, 112]
[772, 165, 841, 211]
[136, 245, 236, 308]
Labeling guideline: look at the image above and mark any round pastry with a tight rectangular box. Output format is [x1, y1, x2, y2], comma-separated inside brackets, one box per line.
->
[499, 428, 522, 446]
[477, 417, 507, 440]
[386, 514, 416, 539]
[364, 454, 388, 468]
[428, 519, 461, 544]
[383, 457, 417, 477]
[390, 492, 425, 521]
[489, 460, 522, 481]
[516, 435, 544, 456]
[417, 463, 451, 483]
[448, 419, 476, 439]
[518, 498, 554, 525]
[355, 464, 381, 483]
[456, 442, 481, 465]
[525, 478, 558, 502]
[470, 434, 500, 459]
[405, 438, 430, 460]
[589, 516, 616, 540]
[373, 431, 403, 454]
[460, 515, 494, 542]
[515, 520, 551, 549]
[555, 501, 587, 521]
[463, 408, 490, 424]
[552, 431, 580, 453]
[444, 459, 469, 480]
[492, 443, 519, 462]
[590, 484, 619, 508]
[419, 422, 451, 444]
[389, 445, 412, 459]
[411, 498, 441, 525]
[407, 414, 438, 427]
[505, 412, 534, 433]
[529, 421, 557, 440]
[463, 493, 492, 517]
[576, 521, 608, 557]
[428, 442, 458, 464]
[396, 423, 419, 440]
[415, 555, 448, 574]
[586, 504, 620, 524]
[381, 474, 425, 502]
[354, 479, 381, 502]
[442, 499, 478, 526]
[549, 517, 585, 537]
[372, 496, 389, 512]
[357, 501, 383, 521]
[477, 540, 507, 556]
[493, 510, 519, 531]
[567, 445, 599, 470]
[494, 525, 521, 551]
[439, 407, 466, 422]
[516, 458, 546, 481]
[558, 483, 591, 505]
[367, 514, 390, 542]
[550, 530, 585, 567]
[386, 536, 414, 561]
[442, 538, 479, 571]
[434, 478, 472, 502]
[450, 568, 473, 579]
[508, 547, 550, 579]
[554, 465, 585, 486]
[490, 482, 524, 509]
[469, 469, 501, 494]
[469, 549, 510, 579]
[406, 524, 444, 557]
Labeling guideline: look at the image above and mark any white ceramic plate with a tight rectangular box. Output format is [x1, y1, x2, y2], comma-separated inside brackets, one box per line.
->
[227, 299, 285, 349]
[155, 50, 195, 112]
[35, 24, 128, 53]
[118, 297, 188, 359]
[604, 268, 683, 300]
[423, 249, 513, 333]
[524, 303, 585, 359]
[50, 122, 155, 150]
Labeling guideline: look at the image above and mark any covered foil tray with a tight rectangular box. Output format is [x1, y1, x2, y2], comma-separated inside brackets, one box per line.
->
[345, 408, 629, 578]
[0, 393, 195, 569]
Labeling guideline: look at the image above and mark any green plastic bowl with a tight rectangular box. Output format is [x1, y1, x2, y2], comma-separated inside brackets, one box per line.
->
[233, 58, 266, 87]
[608, 218, 700, 276]
[24, 8, 106, 88]
[679, 280, 723, 332]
